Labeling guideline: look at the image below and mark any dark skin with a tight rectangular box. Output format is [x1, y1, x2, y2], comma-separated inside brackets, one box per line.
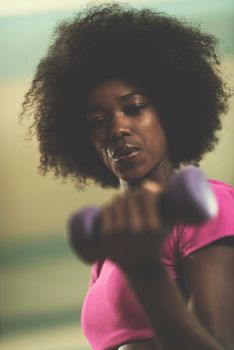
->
[85, 79, 234, 350]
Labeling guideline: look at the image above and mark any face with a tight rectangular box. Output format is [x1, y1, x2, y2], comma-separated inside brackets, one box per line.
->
[85, 79, 171, 186]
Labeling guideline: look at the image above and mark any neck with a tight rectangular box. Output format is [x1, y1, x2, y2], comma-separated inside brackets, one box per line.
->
[120, 156, 174, 192]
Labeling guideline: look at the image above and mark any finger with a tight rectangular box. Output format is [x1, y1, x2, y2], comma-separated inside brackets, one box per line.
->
[141, 190, 162, 231]
[141, 181, 164, 228]
[124, 190, 146, 234]
[99, 204, 114, 238]
[111, 195, 127, 233]
[100, 194, 129, 235]
[142, 180, 162, 194]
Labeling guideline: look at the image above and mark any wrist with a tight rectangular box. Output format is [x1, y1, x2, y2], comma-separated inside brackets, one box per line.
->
[124, 258, 165, 282]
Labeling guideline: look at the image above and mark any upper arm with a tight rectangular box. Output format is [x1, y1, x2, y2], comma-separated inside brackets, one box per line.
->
[182, 237, 234, 350]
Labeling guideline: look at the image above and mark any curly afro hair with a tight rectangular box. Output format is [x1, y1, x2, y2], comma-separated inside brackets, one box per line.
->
[20, 2, 230, 188]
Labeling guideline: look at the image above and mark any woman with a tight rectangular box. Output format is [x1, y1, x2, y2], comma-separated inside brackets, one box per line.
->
[20, 3, 234, 350]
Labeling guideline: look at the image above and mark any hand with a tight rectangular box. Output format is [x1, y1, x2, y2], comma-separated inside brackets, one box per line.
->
[97, 181, 170, 272]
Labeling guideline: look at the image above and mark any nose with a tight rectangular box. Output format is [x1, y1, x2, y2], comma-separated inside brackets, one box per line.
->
[109, 112, 131, 142]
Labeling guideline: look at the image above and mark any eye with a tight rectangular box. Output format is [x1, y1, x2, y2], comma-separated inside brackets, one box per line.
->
[88, 116, 107, 128]
[124, 104, 147, 116]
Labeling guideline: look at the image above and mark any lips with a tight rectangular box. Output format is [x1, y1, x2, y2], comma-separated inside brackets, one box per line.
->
[108, 144, 141, 162]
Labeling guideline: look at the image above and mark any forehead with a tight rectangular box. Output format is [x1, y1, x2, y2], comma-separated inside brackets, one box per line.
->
[86, 79, 146, 107]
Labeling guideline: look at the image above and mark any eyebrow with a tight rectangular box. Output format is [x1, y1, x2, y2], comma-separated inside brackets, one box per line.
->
[117, 91, 147, 101]
[86, 91, 147, 113]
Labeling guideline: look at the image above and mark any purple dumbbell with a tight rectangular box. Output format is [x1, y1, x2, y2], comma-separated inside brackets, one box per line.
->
[68, 167, 218, 263]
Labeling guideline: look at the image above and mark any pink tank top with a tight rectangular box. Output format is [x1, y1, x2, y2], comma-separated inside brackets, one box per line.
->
[81, 180, 234, 350]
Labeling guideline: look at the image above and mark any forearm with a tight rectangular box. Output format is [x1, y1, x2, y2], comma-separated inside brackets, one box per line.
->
[125, 263, 225, 350]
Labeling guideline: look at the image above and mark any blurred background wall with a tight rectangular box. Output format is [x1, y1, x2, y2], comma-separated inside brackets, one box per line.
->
[0, 1, 233, 349]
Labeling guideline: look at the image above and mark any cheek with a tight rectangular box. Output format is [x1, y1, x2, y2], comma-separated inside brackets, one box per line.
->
[92, 139, 112, 170]
[144, 125, 167, 156]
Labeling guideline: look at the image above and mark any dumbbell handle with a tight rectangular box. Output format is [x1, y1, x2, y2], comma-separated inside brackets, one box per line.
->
[68, 167, 218, 263]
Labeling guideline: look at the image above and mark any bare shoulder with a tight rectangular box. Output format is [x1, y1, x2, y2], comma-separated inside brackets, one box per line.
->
[182, 237, 234, 349]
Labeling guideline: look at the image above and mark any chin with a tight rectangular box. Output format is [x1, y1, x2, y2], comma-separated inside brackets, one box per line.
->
[118, 170, 147, 186]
